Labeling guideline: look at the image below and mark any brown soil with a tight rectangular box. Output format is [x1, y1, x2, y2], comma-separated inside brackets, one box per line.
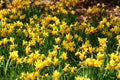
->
[76, 0, 120, 21]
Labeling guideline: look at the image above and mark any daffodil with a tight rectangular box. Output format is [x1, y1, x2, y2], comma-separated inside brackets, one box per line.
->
[66, 33, 73, 42]
[35, 60, 44, 70]
[63, 63, 70, 72]
[9, 50, 19, 60]
[9, 44, 17, 51]
[70, 66, 77, 72]
[52, 57, 59, 65]
[98, 37, 107, 46]
[52, 70, 60, 80]
[55, 37, 61, 44]
[96, 52, 104, 60]
[60, 52, 68, 60]
[25, 46, 31, 55]
[0, 56, 4, 61]
[34, 1, 41, 6]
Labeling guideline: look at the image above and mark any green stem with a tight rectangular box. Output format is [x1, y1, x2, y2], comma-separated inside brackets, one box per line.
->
[5, 59, 10, 76]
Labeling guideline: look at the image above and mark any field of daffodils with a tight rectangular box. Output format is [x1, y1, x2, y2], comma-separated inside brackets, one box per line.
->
[0, 0, 120, 80]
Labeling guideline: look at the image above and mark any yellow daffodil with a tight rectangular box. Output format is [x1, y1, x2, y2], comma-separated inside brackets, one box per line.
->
[0, 56, 4, 61]
[60, 52, 68, 60]
[52, 70, 60, 80]
[9, 50, 19, 60]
